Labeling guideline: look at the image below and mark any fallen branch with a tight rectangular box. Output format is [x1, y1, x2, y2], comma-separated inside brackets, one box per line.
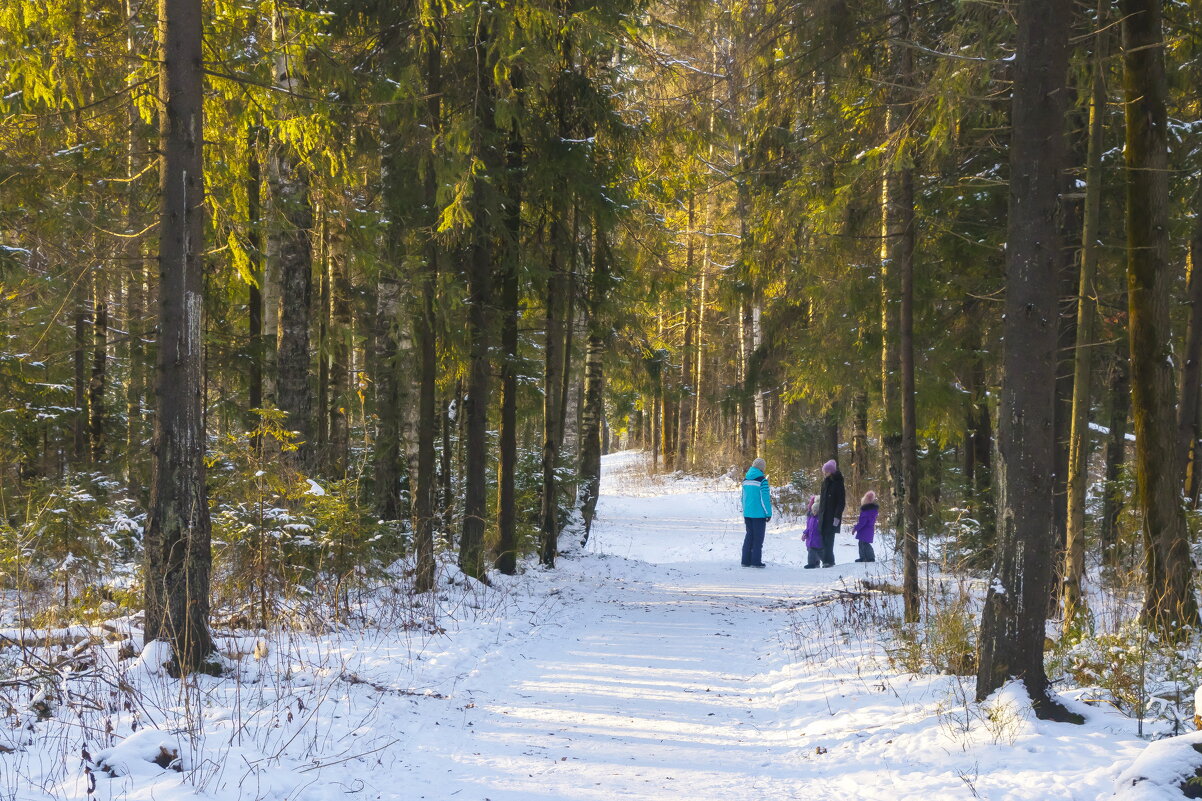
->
[338, 672, 447, 699]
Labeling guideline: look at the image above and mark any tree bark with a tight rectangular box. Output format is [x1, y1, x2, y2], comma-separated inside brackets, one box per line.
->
[328, 230, 351, 475]
[495, 65, 523, 576]
[751, 304, 765, 449]
[270, 7, 314, 469]
[123, 0, 147, 485]
[373, 272, 402, 522]
[247, 124, 264, 430]
[691, 243, 710, 462]
[579, 223, 611, 545]
[968, 321, 995, 553]
[822, 411, 838, 470]
[1121, 0, 1200, 632]
[459, 11, 498, 582]
[976, 0, 1074, 719]
[650, 388, 660, 468]
[1101, 348, 1129, 565]
[1064, 6, 1109, 629]
[880, 0, 914, 619]
[316, 209, 330, 457]
[677, 194, 697, 469]
[898, 154, 920, 625]
[144, 0, 214, 672]
[73, 285, 88, 466]
[559, 225, 577, 466]
[691, 35, 719, 463]
[1179, 196, 1202, 500]
[414, 14, 443, 591]
[739, 299, 755, 460]
[540, 216, 568, 567]
[851, 392, 869, 503]
[440, 389, 454, 541]
[89, 274, 108, 463]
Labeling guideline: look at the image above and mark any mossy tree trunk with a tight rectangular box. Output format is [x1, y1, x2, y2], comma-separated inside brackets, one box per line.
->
[1121, 0, 1201, 633]
[1063, 2, 1110, 630]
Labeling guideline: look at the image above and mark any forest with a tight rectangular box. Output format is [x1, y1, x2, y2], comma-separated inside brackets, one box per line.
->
[3, 0, 1202, 783]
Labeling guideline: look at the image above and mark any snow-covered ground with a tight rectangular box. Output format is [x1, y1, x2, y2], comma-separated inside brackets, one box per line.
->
[1, 452, 1174, 799]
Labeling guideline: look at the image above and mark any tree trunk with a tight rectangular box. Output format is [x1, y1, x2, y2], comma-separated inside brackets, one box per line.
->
[661, 385, 676, 470]
[316, 209, 330, 457]
[270, 7, 314, 469]
[373, 273, 402, 521]
[459, 12, 498, 582]
[969, 322, 995, 551]
[144, 0, 214, 672]
[440, 389, 454, 541]
[1064, 6, 1109, 629]
[328, 232, 351, 475]
[414, 17, 443, 591]
[73, 286, 88, 466]
[124, 0, 147, 485]
[898, 153, 920, 625]
[1100, 348, 1129, 565]
[1121, 0, 1200, 632]
[692, 251, 709, 462]
[751, 304, 765, 449]
[126, 250, 147, 482]
[887, 0, 921, 622]
[651, 390, 660, 468]
[691, 36, 719, 463]
[677, 194, 697, 469]
[559, 232, 577, 467]
[89, 274, 108, 463]
[976, 0, 1074, 720]
[246, 124, 264, 429]
[1052, 209, 1079, 567]
[739, 300, 755, 459]
[495, 68, 523, 576]
[540, 216, 568, 567]
[579, 223, 610, 544]
[851, 392, 869, 503]
[1179, 197, 1202, 499]
[880, 0, 911, 612]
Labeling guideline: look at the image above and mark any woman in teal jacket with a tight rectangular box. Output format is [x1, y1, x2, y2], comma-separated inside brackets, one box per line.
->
[741, 457, 772, 567]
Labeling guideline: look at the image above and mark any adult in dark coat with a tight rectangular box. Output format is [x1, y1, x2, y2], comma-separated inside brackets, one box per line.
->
[815, 459, 845, 567]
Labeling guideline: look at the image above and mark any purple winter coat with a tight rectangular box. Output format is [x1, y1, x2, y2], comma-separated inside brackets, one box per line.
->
[804, 512, 822, 549]
[852, 503, 879, 543]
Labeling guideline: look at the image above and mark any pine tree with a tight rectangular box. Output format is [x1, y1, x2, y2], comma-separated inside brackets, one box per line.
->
[144, 0, 214, 673]
[976, 0, 1076, 720]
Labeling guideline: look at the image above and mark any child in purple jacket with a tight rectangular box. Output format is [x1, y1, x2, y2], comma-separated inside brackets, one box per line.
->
[853, 491, 879, 563]
[803, 495, 823, 569]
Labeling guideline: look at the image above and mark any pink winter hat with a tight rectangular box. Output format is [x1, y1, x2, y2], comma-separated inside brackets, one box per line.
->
[822, 459, 837, 475]
[809, 495, 819, 513]
[862, 490, 876, 505]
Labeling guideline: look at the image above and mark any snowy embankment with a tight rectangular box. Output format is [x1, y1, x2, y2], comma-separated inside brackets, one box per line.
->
[0, 451, 1174, 800]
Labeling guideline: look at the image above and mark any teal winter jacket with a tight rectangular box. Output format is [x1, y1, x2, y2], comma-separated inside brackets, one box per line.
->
[741, 468, 772, 519]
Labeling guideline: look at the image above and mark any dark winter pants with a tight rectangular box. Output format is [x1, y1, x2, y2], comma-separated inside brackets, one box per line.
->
[806, 547, 822, 568]
[857, 540, 875, 562]
[742, 517, 766, 566]
[821, 530, 836, 566]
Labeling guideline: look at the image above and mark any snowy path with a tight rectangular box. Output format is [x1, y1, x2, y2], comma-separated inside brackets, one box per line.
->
[394, 452, 1142, 801]
[398, 453, 883, 799]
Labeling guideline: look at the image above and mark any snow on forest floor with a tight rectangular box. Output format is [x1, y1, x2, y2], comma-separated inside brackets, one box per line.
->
[3, 451, 1164, 800]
